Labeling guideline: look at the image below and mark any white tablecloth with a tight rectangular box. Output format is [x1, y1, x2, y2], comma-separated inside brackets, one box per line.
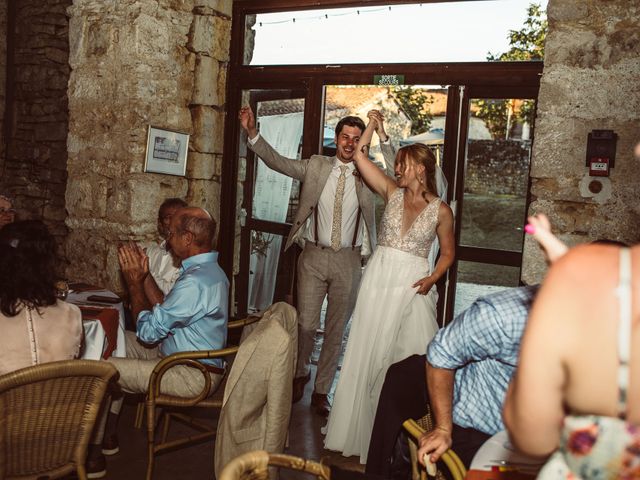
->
[470, 430, 545, 474]
[68, 288, 127, 361]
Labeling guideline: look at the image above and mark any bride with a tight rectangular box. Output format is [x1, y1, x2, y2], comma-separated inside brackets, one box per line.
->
[323, 111, 455, 464]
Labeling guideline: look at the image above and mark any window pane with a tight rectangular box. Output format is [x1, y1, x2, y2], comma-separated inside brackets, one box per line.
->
[246, 94, 305, 224]
[453, 261, 521, 318]
[459, 98, 535, 252]
[247, 231, 284, 313]
[245, 1, 547, 65]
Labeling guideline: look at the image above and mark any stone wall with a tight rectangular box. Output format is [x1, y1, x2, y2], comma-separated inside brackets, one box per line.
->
[65, 0, 231, 291]
[0, 0, 71, 244]
[465, 139, 531, 196]
[522, 0, 640, 284]
[0, 1, 6, 171]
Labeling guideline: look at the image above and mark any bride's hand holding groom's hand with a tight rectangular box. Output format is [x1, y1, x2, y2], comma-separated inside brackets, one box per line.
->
[413, 275, 436, 295]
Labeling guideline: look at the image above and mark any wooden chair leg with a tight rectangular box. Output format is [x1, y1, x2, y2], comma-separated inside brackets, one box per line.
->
[146, 400, 156, 480]
[135, 401, 145, 429]
[161, 411, 171, 444]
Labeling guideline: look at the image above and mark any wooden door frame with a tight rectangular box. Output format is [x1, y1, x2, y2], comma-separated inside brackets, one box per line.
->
[220, 1, 544, 320]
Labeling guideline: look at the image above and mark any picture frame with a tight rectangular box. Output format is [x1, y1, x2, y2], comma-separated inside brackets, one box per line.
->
[144, 125, 190, 176]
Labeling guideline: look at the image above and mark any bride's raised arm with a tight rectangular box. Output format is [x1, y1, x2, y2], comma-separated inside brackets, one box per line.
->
[353, 113, 397, 203]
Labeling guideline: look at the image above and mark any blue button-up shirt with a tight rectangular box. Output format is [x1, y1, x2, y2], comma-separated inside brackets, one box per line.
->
[137, 251, 229, 367]
[427, 285, 539, 435]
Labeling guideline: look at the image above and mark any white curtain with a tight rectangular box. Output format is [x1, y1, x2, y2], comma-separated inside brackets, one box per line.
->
[248, 112, 304, 312]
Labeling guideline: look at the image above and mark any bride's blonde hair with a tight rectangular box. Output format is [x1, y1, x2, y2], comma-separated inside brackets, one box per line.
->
[396, 144, 438, 201]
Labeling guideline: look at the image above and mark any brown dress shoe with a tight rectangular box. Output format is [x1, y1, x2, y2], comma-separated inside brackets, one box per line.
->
[292, 372, 311, 403]
[311, 392, 331, 417]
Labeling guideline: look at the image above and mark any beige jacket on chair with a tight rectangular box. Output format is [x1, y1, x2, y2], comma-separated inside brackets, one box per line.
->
[214, 302, 298, 477]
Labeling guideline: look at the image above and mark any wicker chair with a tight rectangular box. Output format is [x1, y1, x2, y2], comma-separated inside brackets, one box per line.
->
[142, 316, 260, 480]
[403, 411, 467, 480]
[0, 360, 118, 480]
[219, 450, 330, 480]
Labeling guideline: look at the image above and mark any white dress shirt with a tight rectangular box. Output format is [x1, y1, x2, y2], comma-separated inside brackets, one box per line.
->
[146, 240, 181, 295]
[307, 158, 362, 248]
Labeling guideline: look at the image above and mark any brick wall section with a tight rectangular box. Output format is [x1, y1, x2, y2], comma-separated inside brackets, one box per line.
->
[0, 0, 71, 244]
[65, 0, 231, 291]
[522, 0, 640, 284]
[465, 140, 531, 197]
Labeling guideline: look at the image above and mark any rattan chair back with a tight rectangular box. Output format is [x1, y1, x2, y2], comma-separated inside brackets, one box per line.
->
[219, 450, 330, 480]
[0, 360, 118, 480]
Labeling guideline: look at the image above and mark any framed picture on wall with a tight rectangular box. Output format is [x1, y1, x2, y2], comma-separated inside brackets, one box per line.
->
[144, 125, 190, 176]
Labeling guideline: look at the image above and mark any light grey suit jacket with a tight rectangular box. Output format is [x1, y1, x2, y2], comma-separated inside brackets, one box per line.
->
[214, 303, 297, 477]
[249, 136, 396, 253]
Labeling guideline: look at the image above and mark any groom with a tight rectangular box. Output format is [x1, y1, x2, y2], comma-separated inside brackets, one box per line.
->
[239, 106, 394, 416]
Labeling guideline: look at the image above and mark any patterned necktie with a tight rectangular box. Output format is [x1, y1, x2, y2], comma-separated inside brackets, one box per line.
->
[330, 165, 349, 251]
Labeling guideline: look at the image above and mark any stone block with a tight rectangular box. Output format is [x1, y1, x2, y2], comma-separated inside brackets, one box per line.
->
[65, 176, 108, 218]
[194, 0, 232, 17]
[187, 179, 221, 224]
[547, 0, 589, 24]
[214, 154, 223, 177]
[188, 15, 212, 54]
[128, 178, 161, 223]
[64, 229, 109, 289]
[133, 14, 170, 57]
[529, 116, 587, 178]
[187, 151, 216, 179]
[86, 21, 115, 57]
[189, 14, 230, 61]
[191, 105, 224, 154]
[211, 15, 231, 62]
[193, 55, 219, 106]
[217, 62, 227, 106]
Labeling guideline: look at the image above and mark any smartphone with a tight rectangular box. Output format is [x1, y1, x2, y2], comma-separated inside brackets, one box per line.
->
[86, 295, 121, 304]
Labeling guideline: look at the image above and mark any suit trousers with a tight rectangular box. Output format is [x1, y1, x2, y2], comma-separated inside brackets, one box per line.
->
[296, 242, 362, 394]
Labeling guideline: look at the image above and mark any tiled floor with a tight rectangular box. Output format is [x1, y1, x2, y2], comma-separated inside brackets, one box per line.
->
[101, 366, 362, 479]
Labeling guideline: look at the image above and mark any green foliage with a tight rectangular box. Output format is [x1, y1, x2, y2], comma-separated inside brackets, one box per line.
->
[477, 3, 547, 139]
[391, 86, 434, 136]
[487, 3, 547, 62]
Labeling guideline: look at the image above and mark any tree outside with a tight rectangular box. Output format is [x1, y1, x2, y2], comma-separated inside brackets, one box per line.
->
[476, 2, 547, 139]
[390, 86, 434, 136]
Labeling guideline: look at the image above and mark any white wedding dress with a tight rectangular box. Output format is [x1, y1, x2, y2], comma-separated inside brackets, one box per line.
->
[324, 188, 442, 464]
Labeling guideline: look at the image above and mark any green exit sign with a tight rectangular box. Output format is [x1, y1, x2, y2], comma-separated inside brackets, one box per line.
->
[373, 74, 405, 86]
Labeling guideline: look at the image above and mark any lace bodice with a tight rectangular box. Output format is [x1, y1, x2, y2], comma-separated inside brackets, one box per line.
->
[378, 188, 440, 259]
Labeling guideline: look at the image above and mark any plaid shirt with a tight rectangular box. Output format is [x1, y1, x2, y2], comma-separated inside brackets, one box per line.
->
[427, 285, 539, 435]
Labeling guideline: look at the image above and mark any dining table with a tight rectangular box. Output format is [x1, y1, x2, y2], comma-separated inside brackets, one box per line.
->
[67, 282, 127, 361]
[465, 430, 545, 479]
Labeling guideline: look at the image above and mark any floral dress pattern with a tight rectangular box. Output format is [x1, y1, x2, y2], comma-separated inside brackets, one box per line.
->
[538, 249, 640, 480]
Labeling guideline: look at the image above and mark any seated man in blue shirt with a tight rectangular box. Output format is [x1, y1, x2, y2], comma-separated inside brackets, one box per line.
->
[366, 286, 538, 475]
[89, 207, 228, 475]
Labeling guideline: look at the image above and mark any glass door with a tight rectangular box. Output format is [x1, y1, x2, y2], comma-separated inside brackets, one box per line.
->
[234, 88, 308, 317]
[446, 86, 538, 320]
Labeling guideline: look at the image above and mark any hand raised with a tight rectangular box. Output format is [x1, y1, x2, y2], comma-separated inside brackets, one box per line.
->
[118, 243, 149, 286]
[526, 213, 568, 264]
[238, 106, 257, 135]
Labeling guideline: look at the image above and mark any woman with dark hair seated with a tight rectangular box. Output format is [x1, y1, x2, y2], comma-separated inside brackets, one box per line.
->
[0, 220, 83, 375]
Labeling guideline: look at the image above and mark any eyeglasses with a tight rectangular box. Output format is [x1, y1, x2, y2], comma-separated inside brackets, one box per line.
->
[0, 208, 15, 214]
